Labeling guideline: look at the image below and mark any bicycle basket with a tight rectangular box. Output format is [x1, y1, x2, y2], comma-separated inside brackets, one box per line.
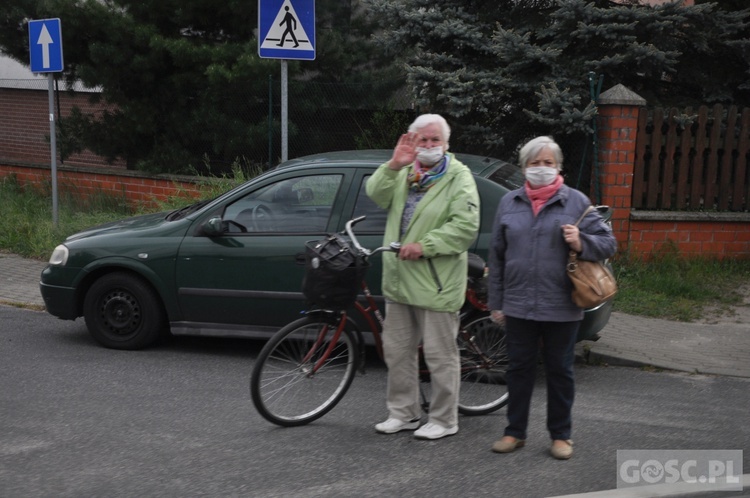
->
[302, 233, 369, 309]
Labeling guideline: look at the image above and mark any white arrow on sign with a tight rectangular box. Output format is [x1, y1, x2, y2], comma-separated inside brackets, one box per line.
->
[36, 24, 54, 69]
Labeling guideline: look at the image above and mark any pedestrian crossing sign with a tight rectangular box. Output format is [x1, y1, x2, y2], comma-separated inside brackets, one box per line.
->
[258, 0, 315, 60]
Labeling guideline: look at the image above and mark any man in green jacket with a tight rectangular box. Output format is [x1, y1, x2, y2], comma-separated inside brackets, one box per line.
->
[366, 113, 480, 440]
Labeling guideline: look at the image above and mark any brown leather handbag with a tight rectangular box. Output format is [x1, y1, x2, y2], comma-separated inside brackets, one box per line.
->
[567, 206, 617, 308]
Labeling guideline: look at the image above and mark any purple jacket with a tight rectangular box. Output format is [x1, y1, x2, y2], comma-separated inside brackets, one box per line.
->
[488, 184, 617, 322]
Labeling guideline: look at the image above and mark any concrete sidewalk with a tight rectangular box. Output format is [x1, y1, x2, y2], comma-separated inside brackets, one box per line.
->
[0, 253, 48, 310]
[2, 252, 749, 378]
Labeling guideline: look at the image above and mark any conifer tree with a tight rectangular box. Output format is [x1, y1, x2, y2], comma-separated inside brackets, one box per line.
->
[366, 0, 750, 159]
[0, 0, 399, 173]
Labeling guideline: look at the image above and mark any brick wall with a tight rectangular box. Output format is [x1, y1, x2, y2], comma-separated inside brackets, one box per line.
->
[594, 99, 638, 250]
[0, 162, 201, 208]
[0, 87, 125, 169]
[628, 216, 750, 258]
[596, 84, 750, 260]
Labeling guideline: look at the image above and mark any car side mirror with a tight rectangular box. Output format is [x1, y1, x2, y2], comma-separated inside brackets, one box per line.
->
[202, 216, 224, 237]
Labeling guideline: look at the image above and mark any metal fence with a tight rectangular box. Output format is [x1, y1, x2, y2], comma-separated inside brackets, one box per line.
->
[276, 79, 596, 197]
[279, 79, 417, 164]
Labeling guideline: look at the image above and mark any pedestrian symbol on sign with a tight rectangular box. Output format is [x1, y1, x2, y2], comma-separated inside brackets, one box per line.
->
[277, 7, 299, 47]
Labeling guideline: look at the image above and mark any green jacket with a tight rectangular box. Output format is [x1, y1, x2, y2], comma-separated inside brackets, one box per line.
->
[366, 154, 480, 312]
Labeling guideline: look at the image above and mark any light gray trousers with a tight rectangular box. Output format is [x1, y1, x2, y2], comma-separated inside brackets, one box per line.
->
[381, 301, 460, 428]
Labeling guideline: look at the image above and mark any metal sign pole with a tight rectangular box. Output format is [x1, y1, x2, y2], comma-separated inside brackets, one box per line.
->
[258, 0, 316, 164]
[29, 18, 63, 227]
[281, 60, 288, 162]
[47, 73, 58, 226]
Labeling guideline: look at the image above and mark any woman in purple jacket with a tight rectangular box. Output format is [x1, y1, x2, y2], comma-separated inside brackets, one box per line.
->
[487, 136, 617, 460]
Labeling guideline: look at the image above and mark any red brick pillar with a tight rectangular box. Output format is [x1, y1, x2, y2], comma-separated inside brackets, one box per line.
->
[595, 84, 646, 253]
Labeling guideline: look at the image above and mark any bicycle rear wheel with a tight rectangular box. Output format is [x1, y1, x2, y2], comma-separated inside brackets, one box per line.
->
[250, 314, 358, 427]
[457, 312, 509, 415]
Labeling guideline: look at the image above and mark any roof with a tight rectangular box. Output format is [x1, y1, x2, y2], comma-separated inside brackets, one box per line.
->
[0, 53, 45, 88]
[275, 149, 517, 179]
[0, 54, 98, 92]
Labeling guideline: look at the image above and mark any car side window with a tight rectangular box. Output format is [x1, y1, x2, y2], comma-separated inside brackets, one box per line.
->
[351, 175, 387, 233]
[223, 175, 342, 233]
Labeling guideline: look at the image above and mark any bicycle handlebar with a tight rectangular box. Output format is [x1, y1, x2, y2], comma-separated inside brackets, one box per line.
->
[344, 216, 400, 258]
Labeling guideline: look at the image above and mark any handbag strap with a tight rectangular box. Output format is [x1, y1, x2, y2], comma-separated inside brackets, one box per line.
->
[568, 206, 595, 269]
[573, 205, 596, 227]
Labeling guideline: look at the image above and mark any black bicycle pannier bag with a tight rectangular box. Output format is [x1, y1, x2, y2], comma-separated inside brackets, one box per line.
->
[466, 252, 488, 302]
[302, 234, 369, 309]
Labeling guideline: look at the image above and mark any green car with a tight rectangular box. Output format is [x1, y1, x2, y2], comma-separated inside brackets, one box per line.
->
[40, 150, 613, 350]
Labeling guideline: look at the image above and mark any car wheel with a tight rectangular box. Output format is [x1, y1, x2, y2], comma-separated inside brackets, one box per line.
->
[83, 272, 166, 350]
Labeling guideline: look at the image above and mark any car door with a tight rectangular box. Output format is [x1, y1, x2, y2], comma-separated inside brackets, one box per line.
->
[174, 169, 352, 333]
[339, 168, 389, 301]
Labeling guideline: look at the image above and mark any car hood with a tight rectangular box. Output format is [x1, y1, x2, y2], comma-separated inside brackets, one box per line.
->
[65, 211, 171, 242]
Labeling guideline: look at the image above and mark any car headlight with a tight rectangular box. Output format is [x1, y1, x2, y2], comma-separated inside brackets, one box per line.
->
[48, 244, 69, 266]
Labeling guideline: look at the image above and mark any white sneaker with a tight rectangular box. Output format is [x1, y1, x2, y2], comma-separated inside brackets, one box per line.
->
[375, 417, 420, 434]
[414, 422, 458, 440]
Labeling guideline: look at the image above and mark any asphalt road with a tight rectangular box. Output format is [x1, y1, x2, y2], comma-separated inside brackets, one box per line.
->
[1, 305, 748, 498]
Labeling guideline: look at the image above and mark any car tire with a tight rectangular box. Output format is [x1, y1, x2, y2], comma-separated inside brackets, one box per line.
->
[83, 272, 166, 350]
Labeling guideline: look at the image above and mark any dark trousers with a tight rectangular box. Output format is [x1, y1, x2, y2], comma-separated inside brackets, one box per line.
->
[503, 316, 580, 441]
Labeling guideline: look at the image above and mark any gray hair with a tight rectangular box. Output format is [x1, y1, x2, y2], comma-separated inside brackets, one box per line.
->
[518, 136, 563, 170]
[408, 114, 451, 150]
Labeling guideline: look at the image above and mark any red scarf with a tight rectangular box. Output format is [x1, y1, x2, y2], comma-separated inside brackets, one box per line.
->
[525, 175, 564, 216]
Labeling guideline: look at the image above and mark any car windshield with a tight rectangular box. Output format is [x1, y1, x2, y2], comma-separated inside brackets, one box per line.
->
[165, 199, 213, 221]
[487, 161, 525, 191]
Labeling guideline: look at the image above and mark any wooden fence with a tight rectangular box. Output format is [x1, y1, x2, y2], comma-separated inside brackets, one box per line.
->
[633, 104, 750, 212]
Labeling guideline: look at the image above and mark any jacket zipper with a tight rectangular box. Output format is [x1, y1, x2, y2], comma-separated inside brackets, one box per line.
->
[551, 219, 560, 248]
[427, 259, 443, 293]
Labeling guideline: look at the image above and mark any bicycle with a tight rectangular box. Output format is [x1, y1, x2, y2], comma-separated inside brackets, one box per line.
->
[250, 216, 508, 427]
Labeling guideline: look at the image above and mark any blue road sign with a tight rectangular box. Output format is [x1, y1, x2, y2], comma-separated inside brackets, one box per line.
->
[258, 0, 315, 60]
[28, 19, 64, 73]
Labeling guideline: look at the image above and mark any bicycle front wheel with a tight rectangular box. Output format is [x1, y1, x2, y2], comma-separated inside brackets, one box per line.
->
[250, 314, 358, 427]
[457, 312, 509, 415]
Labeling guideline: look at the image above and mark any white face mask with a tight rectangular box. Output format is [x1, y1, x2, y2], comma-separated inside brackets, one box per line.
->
[525, 166, 558, 187]
[416, 146, 445, 166]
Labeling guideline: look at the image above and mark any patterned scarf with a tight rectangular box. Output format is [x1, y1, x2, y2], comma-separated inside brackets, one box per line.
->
[525, 174, 564, 216]
[407, 156, 448, 192]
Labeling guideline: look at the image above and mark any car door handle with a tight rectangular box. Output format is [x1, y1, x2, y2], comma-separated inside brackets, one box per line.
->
[295, 252, 306, 265]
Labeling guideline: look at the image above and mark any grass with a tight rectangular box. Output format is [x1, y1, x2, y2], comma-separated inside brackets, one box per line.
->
[1, 176, 133, 259]
[2, 173, 749, 322]
[613, 244, 750, 321]
[0, 169, 251, 260]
